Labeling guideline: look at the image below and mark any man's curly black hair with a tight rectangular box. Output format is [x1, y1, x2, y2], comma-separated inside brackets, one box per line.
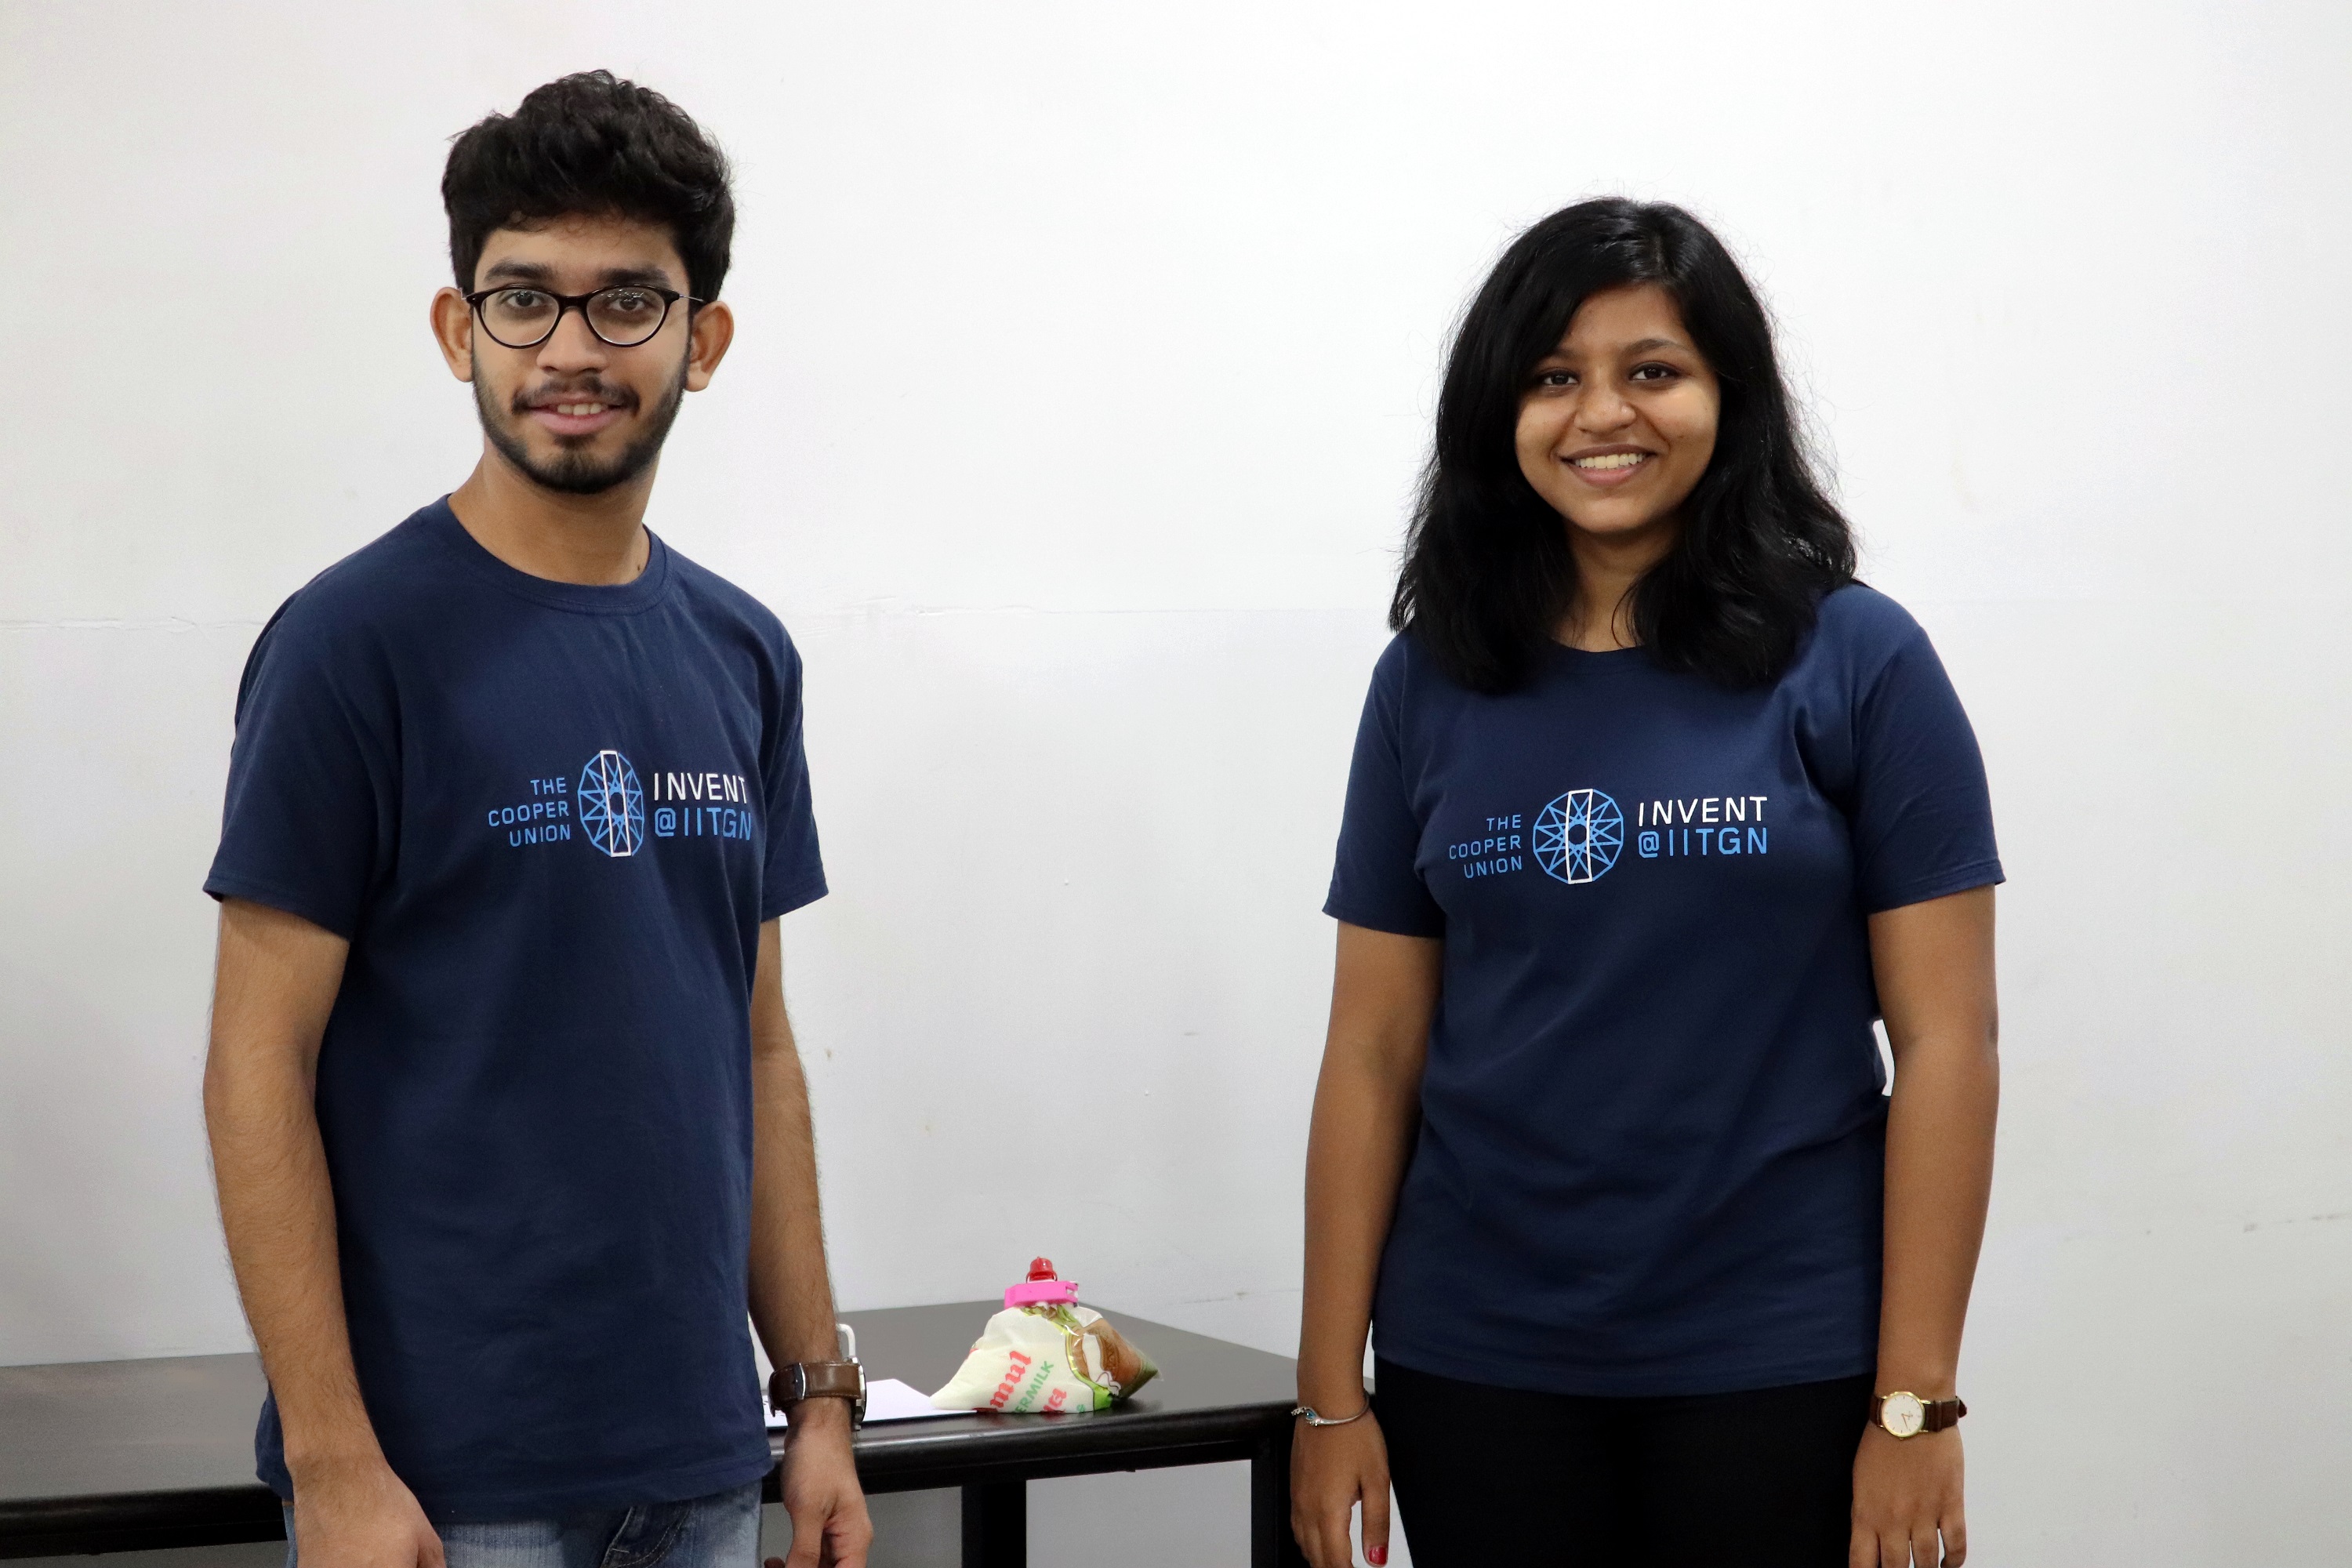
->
[442, 71, 735, 300]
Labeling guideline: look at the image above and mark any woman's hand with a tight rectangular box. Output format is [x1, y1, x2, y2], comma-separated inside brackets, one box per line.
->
[1290, 1413, 1392, 1568]
[1849, 1425, 1965, 1567]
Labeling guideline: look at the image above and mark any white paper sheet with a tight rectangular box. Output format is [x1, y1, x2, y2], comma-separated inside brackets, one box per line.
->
[765, 1376, 957, 1428]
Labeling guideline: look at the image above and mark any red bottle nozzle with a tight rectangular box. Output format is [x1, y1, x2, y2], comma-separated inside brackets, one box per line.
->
[1006, 1258, 1077, 1308]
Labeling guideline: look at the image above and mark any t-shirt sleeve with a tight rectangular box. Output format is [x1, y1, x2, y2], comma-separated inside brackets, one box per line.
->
[1847, 617, 2005, 914]
[203, 604, 397, 941]
[760, 634, 827, 920]
[1323, 646, 1446, 938]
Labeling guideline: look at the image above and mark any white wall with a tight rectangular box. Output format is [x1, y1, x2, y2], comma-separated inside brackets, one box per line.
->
[4, 1, 2349, 1563]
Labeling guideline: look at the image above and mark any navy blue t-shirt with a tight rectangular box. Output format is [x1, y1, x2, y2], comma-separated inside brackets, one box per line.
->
[205, 499, 826, 1518]
[1327, 586, 2000, 1396]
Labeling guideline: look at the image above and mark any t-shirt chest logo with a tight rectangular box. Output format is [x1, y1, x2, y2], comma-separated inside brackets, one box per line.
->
[1534, 789, 1624, 884]
[1447, 789, 1770, 886]
[485, 748, 757, 857]
[579, 750, 645, 857]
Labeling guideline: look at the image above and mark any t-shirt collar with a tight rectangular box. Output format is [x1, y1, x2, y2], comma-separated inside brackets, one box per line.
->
[423, 495, 673, 615]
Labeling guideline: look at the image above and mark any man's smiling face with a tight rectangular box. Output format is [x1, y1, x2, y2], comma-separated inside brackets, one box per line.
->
[456, 213, 700, 496]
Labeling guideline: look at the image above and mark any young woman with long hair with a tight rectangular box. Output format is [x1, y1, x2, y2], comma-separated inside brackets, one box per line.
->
[1290, 200, 2000, 1568]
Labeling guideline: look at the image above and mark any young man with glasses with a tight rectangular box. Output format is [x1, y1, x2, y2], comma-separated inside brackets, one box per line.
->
[201, 73, 870, 1568]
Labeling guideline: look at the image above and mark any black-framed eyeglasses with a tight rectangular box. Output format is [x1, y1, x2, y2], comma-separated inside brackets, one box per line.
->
[464, 285, 704, 349]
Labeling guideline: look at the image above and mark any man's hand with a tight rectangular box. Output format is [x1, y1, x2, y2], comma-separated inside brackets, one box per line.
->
[1290, 1414, 1392, 1568]
[288, 1454, 443, 1568]
[1849, 1425, 1965, 1567]
[768, 1400, 871, 1568]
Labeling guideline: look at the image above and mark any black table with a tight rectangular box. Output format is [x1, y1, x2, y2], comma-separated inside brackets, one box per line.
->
[0, 1303, 1311, 1568]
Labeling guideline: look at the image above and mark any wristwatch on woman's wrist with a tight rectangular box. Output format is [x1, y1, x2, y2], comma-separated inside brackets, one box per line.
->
[1873, 1390, 1966, 1439]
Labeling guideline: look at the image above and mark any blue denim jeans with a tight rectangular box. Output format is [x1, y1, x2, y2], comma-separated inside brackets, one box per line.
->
[283, 1481, 763, 1568]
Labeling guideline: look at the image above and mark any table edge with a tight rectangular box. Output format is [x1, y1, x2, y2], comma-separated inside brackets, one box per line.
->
[3, 1403, 1299, 1555]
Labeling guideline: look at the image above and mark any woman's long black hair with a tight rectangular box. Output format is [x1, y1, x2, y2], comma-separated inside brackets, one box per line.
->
[1392, 198, 1856, 693]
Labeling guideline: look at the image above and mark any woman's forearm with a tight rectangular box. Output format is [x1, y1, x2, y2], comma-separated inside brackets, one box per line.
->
[1876, 1033, 1998, 1394]
[1298, 924, 1442, 1411]
[1299, 1061, 1423, 1409]
[1868, 887, 2000, 1398]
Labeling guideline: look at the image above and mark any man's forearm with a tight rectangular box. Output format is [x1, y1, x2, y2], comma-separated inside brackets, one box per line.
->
[746, 1027, 840, 1368]
[205, 901, 385, 1474]
[209, 1065, 382, 1465]
[742, 924, 868, 1568]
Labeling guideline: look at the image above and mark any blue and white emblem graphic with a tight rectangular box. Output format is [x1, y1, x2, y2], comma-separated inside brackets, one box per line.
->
[578, 750, 646, 858]
[1533, 789, 1624, 884]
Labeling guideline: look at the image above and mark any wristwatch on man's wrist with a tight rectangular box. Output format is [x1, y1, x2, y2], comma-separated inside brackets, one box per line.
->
[771, 1360, 867, 1428]
[1872, 1390, 1966, 1439]
[769, 1323, 868, 1429]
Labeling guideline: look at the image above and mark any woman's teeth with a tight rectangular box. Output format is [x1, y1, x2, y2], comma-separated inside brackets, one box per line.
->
[1572, 452, 1648, 470]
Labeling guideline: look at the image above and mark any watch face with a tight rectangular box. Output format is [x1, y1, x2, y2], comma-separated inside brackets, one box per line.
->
[1881, 1392, 1926, 1439]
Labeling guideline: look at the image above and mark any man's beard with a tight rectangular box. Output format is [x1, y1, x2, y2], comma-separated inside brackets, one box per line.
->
[475, 357, 688, 496]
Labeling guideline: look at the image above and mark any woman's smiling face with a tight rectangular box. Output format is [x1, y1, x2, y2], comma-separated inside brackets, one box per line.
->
[1515, 282, 1722, 547]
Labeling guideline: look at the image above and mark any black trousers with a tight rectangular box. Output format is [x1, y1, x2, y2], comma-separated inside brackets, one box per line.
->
[1376, 1358, 1872, 1568]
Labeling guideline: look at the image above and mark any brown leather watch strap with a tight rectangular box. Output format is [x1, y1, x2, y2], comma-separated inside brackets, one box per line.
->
[770, 1361, 866, 1425]
[1874, 1391, 1969, 1438]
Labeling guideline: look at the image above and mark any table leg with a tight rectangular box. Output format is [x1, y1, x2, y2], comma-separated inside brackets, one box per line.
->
[961, 1480, 1025, 1568]
[1250, 1424, 1308, 1568]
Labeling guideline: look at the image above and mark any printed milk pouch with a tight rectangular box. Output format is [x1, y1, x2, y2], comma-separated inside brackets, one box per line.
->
[930, 1258, 1159, 1414]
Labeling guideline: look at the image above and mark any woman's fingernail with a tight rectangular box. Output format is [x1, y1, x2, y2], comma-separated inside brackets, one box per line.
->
[1367, 1548, 1387, 1566]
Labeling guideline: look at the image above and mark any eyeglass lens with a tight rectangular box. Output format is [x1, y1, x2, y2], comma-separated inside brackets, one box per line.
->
[480, 288, 671, 348]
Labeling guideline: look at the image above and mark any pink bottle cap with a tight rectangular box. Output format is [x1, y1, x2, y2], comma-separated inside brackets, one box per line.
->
[1004, 1256, 1077, 1308]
